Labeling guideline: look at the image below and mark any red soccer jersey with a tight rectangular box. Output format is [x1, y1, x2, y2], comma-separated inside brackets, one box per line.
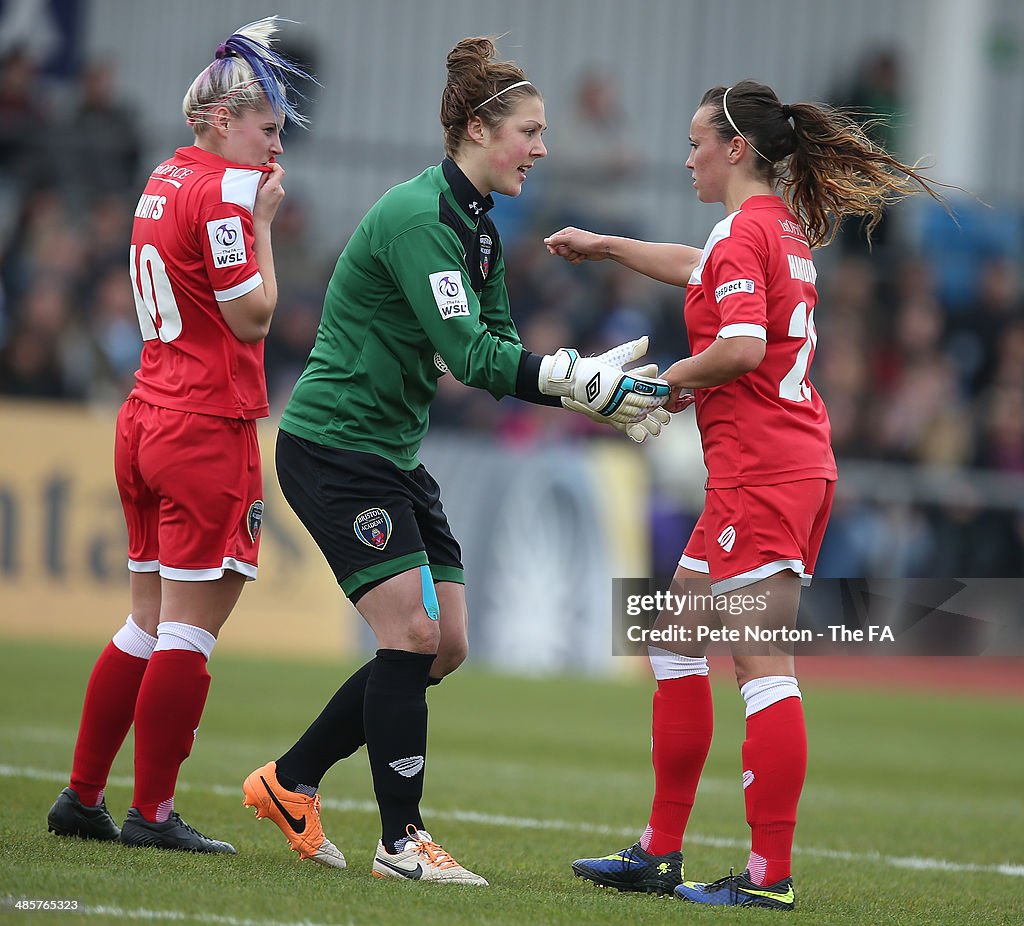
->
[685, 195, 837, 487]
[128, 146, 270, 419]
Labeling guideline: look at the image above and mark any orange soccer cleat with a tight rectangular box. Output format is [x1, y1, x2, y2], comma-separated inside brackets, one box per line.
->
[242, 761, 346, 868]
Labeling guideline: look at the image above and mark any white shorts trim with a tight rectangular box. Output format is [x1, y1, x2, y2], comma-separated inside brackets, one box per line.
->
[215, 272, 263, 302]
[677, 553, 710, 574]
[127, 558, 160, 573]
[158, 557, 257, 582]
[711, 559, 805, 595]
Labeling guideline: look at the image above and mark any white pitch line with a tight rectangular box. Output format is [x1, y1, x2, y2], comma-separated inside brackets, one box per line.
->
[6, 764, 1022, 878]
[0, 900, 352, 926]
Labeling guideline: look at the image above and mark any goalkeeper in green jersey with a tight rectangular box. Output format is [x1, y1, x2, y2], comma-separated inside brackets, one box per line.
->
[242, 36, 670, 884]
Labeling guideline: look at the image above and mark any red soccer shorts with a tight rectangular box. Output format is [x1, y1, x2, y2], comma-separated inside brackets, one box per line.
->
[115, 397, 263, 581]
[679, 479, 835, 594]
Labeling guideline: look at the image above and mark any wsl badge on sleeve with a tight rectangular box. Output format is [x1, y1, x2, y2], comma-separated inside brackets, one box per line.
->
[354, 507, 392, 551]
[479, 234, 492, 280]
[428, 271, 470, 319]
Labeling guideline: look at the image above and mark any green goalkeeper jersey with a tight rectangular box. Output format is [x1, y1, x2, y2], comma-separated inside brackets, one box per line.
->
[280, 159, 538, 470]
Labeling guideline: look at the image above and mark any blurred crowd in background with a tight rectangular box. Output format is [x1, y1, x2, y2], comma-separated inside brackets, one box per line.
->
[1, 45, 1022, 579]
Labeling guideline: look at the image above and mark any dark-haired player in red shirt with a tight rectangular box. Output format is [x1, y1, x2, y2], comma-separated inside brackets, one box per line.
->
[549, 78, 950, 910]
[47, 16, 312, 855]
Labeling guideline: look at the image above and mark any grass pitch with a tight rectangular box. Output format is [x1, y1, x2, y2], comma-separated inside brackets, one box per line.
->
[1, 639, 1021, 925]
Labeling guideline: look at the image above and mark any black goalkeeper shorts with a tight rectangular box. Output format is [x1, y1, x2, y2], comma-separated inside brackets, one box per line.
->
[275, 430, 464, 603]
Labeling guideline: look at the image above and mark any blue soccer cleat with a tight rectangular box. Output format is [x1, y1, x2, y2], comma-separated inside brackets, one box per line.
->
[675, 868, 795, 910]
[571, 842, 682, 895]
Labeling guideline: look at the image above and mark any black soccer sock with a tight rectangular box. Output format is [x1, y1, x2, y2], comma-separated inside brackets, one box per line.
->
[276, 658, 374, 790]
[364, 648, 434, 851]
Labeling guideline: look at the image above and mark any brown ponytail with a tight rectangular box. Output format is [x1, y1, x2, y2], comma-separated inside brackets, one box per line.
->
[700, 79, 951, 247]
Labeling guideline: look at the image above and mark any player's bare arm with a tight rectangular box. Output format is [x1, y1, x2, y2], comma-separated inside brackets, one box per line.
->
[664, 334, 766, 389]
[545, 226, 701, 286]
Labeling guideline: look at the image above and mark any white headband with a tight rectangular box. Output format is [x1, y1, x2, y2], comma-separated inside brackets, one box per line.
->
[722, 86, 770, 163]
[472, 80, 532, 112]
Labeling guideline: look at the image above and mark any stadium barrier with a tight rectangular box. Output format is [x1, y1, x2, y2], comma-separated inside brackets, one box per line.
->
[0, 401, 351, 658]
[0, 401, 650, 671]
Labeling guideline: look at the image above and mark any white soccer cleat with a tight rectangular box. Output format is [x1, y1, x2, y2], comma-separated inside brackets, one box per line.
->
[371, 825, 488, 885]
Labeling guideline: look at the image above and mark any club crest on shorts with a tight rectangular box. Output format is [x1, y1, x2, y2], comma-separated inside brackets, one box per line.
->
[354, 507, 392, 551]
[479, 233, 492, 279]
[247, 500, 264, 543]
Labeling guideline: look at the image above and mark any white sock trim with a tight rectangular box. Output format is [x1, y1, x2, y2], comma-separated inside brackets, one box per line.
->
[111, 614, 158, 659]
[648, 646, 709, 680]
[154, 621, 217, 660]
[740, 675, 801, 718]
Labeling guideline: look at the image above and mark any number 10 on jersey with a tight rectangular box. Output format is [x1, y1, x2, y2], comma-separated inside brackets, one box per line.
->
[130, 243, 183, 343]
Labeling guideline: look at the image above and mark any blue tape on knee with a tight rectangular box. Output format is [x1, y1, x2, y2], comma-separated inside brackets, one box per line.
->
[420, 565, 440, 621]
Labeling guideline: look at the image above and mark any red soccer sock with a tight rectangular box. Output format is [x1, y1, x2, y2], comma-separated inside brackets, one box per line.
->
[69, 642, 150, 806]
[742, 696, 807, 885]
[641, 674, 714, 856]
[132, 649, 211, 822]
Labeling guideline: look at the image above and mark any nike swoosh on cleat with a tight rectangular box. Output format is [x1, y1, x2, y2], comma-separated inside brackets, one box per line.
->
[260, 776, 306, 833]
[376, 857, 423, 880]
[746, 886, 795, 904]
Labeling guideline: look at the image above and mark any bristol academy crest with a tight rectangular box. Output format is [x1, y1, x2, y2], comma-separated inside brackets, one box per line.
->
[246, 500, 264, 543]
[353, 507, 393, 550]
[479, 233, 492, 280]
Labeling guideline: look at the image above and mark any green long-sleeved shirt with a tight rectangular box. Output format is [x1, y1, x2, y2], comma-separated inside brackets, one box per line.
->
[281, 159, 546, 470]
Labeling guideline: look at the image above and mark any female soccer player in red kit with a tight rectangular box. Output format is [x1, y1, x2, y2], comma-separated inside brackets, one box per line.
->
[548, 79, 949, 909]
[46, 17, 311, 853]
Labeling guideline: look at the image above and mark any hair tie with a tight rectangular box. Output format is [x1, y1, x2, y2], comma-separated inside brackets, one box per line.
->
[781, 103, 793, 119]
[215, 43, 234, 60]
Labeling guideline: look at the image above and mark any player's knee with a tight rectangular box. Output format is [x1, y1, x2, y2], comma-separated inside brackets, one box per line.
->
[732, 656, 794, 689]
[733, 659, 761, 688]
[434, 636, 469, 677]
[401, 617, 442, 654]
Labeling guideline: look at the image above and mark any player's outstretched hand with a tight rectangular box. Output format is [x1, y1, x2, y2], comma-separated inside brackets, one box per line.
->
[544, 227, 607, 265]
[539, 335, 670, 425]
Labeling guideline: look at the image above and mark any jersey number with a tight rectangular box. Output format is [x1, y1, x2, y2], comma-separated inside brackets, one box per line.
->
[130, 244, 182, 343]
[779, 301, 816, 402]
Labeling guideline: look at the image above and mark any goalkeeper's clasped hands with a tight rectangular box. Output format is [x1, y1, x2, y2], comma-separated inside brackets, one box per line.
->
[537, 335, 691, 444]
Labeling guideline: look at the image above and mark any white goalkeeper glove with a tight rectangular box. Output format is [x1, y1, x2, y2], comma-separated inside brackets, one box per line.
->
[563, 361, 671, 442]
[538, 336, 670, 424]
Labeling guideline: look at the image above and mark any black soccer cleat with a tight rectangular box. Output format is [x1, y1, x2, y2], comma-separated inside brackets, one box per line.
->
[47, 787, 121, 841]
[571, 841, 683, 894]
[675, 868, 796, 910]
[119, 808, 236, 854]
